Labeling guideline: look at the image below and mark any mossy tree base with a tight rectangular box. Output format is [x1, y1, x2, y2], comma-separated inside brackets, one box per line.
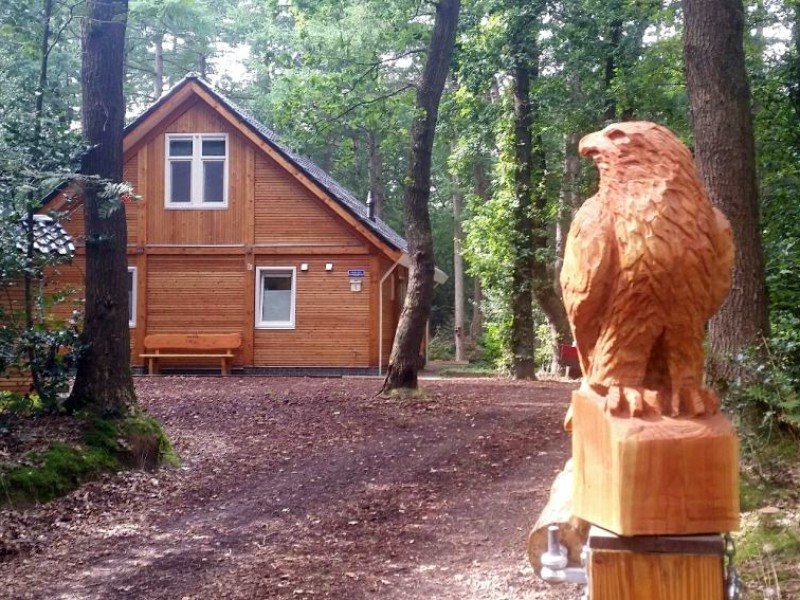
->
[0, 412, 177, 507]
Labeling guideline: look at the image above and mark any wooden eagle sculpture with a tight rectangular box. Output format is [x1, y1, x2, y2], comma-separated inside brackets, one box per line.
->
[561, 122, 734, 418]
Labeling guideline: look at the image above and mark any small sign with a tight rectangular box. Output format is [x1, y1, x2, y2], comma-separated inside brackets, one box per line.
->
[347, 269, 366, 277]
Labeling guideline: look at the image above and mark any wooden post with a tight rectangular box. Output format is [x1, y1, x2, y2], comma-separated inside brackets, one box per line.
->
[587, 527, 724, 600]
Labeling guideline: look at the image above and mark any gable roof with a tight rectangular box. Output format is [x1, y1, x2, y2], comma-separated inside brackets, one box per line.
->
[125, 75, 407, 254]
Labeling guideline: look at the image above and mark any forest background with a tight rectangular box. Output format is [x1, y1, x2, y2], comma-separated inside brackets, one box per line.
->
[2, 0, 800, 429]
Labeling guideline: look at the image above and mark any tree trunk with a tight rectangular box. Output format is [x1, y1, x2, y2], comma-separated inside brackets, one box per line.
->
[682, 0, 768, 382]
[555, 131, 581, 297]
[507, 5, 570, 378]
[66, 0, 136, 417]
[509, 59, 537, 380]
[24, 0, 55, 399]
[468, 158, 490, 346]
[604, 11, 623, 121]
[452, 171, 465, 363]
[367, 131, 385, 220]
[470, 277, 483, 346]
[153, 31, 164, 100]
[381, 0, 460, 392]
[530, 129, 571, 375]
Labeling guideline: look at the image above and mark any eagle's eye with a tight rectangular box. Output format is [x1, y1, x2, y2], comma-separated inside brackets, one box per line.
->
[606, 129, 630, 146]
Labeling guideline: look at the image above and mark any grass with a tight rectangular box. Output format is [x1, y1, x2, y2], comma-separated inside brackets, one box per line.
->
[437, 362, 498, 378]
[734, 429, 800, 598]
[0, 412, 177, 507]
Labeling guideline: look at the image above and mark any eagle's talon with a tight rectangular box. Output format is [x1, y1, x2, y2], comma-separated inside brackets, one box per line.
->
[666, 387, 720, 417]
[605, 386, 647, 417]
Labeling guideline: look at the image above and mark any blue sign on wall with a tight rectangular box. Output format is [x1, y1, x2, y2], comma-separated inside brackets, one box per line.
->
[347, 269, 366, 277]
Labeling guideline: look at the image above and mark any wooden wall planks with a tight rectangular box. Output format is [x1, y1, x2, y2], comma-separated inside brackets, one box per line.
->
[143, 101, 246, 245]
[4, 95, 406, 377]
[254, 154, 363, 247]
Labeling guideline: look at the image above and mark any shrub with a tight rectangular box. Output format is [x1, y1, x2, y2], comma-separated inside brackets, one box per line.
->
[725, 313, 800, 439]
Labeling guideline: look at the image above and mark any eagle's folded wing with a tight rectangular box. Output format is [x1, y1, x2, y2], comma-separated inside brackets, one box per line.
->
[561, 197, 615, 377]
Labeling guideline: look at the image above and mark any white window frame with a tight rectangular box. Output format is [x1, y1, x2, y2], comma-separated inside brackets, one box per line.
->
[255, 267, 297, 329]
[164, 133, 229, 209]
[128, 266, 137, 327]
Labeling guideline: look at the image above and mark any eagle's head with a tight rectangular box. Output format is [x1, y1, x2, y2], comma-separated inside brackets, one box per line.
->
[579, 122, 693, 183]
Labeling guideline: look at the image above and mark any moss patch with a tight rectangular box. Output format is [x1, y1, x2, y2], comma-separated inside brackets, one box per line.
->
[0, 442, 119, 505]
[119, 414, 179, 468]
[0, 413, 177, 507]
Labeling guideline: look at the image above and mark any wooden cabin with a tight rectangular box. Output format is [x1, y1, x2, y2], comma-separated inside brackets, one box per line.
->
[3, 76, 444, 384]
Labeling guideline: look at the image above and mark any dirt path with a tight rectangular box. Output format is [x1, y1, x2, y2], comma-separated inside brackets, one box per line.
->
[1, 377, 580, 599]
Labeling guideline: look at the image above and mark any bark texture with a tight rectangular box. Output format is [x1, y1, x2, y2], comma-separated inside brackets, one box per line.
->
[66, 0, 136, 417]
[682, 0, 768, 381]
[508, 4, 569, 378]
[509, 59, 537, 380]
[555, 131, 581, 296]
[381, 0, 460, 392]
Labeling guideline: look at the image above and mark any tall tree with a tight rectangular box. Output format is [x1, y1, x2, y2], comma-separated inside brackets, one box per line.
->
[382, 0, 461, 391]
[507, 9, 539, 379]
[682, 0, 768, 381]
[66, 0, 136, 417]
[507, 1, 571, 379]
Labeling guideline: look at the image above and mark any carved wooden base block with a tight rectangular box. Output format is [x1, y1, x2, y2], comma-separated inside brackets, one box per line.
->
[571, 390, 739, 536]
[588, 527, 725, 600]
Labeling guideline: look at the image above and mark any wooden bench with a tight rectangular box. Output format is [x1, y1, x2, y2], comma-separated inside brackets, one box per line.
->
[140, 333, 242, 376]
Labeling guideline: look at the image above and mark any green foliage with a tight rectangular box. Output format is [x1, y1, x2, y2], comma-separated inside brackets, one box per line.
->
[127, 0, 242, 105]
[438, 363, 497, 378]
[427, 328, 455, 361]
[726, 321, 800, 437]
[737, 521, 800, 564]
[534, 321, 553, 371]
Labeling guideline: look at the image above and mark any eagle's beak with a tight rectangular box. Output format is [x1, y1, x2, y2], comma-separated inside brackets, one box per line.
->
[578, 131, 603, 158]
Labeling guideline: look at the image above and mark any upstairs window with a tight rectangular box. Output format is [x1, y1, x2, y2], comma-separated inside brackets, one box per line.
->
[165, 134, 228, 208]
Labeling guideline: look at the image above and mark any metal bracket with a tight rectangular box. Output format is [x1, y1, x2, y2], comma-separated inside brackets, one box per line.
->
[540, 525, 589, 588]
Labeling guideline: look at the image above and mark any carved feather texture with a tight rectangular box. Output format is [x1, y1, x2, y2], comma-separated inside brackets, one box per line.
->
[560, 122, 734, 417]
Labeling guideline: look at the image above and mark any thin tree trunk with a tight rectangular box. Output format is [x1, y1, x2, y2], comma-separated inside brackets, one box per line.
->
[367, 131, 385, 220]
[153, 31, 163, 99]
[468, 158, 490, 346]
[470, 278, 483, 344]
[24, 0, 55, 398]
[199, 53, 208, 79]
[555, 131, 581, 296]
[452, 172, 465, 362]
[67, 0, 136, 417]
[604, 12, 622, 121]
[682, 0, 768, 382]
[381, 0, 460, 392]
